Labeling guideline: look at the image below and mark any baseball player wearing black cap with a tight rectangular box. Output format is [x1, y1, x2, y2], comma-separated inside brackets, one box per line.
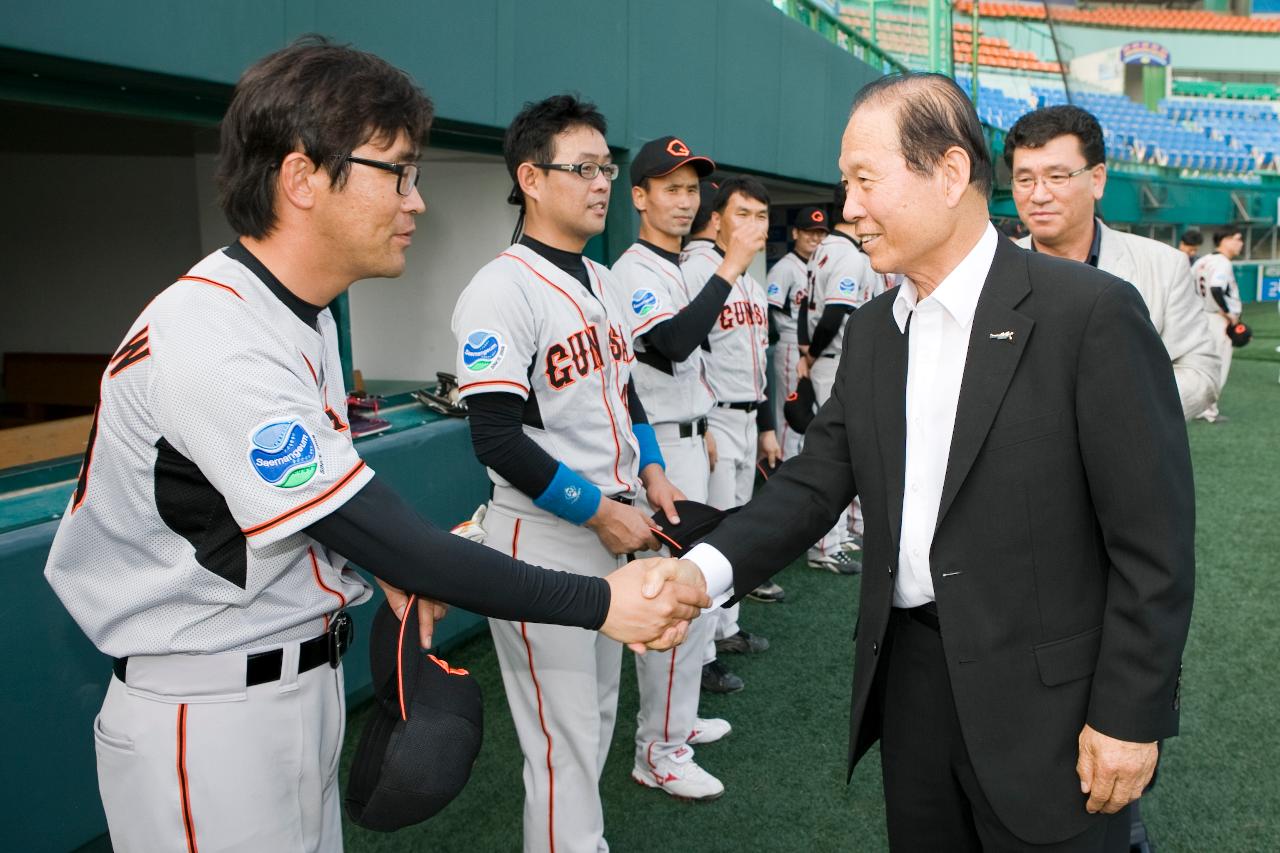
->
[43, 43, 706, 853]
[681, 176, 782, 681]
[801, 182, 884, 574]
[767, 206, 828, 460]
[613, 136, 746, 800]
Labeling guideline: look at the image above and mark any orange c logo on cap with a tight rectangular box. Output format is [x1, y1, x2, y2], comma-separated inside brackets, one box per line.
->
[813, 211, 825, 222]
[666, 139, 691, 157]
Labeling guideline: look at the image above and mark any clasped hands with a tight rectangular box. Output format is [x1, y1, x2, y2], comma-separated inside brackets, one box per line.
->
[601, 556, 710, 654]
[376, 556, 710, 655]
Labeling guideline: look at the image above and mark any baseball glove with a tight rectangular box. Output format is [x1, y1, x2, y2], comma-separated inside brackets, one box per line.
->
[412, 372, 468, 417]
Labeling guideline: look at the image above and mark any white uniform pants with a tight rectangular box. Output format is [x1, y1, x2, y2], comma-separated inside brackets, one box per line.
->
[809, 356, 858, 555]
[773, 339, 803, 459]
[483, 502, 623, 853]
[706, 405, 758, 648]
[95, 643, 345, 853]
[1200, 312, 1233, 420]
[634, 425, 716, 765]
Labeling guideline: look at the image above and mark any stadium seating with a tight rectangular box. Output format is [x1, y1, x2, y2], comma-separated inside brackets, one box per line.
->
[841, 10, 1062, 73]
[953, 78, 1278, 174]
[952, 1, 1280, 34]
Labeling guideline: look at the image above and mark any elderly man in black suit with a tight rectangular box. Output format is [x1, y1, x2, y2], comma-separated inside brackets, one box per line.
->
[677, 73, 1195, 850]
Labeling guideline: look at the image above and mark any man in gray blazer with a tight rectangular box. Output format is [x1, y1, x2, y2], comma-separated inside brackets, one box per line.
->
[1006, 105, 1220, 420]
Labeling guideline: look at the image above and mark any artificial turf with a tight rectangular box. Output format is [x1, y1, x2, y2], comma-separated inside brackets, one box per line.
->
[342, 302, 1280, 853]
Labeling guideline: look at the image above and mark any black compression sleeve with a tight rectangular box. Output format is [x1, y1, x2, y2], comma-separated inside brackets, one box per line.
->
[306, 476, 610, 629]
[466, 392, 558, 498]
[797, 298, 811, 347]
[641, 274, 732, 362]
[1210, 286, 1230, 313]
[756, 398, 776, 432]
[767, 308, 780, 345]
[626, 378, 649, 425]
[809, 304, 855, 357]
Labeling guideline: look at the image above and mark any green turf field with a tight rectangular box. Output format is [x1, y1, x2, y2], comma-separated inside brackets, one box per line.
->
[342, 303, 1280, 853]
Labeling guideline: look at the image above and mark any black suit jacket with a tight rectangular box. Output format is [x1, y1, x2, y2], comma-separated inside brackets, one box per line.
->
[702, 237, 1195, 843]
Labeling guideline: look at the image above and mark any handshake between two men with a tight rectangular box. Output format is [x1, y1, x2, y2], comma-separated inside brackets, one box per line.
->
[378, 554, 712, 653]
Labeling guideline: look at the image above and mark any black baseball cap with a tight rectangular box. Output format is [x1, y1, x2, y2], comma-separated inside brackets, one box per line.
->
[630, 136, 716, 187]
[648, 500, 737, 558]
[345, 599, 483, 831]
[783, 376, 818, 434]
[794, 206, 829, 233]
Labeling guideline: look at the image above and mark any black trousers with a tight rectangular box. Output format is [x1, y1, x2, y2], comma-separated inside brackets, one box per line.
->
[874, 608, 1130, 852]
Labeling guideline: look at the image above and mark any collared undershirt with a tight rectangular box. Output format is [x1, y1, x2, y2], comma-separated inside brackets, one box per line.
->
[687, 224, 1000, 607]
[637, 237, 682, 266]
[1028, 217, 1102, 269]
[223, 240, 325, 330]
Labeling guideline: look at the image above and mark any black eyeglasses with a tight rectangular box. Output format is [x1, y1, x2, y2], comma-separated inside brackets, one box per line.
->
[533, 162, 620, 181]
[344, 155, 421, 196]
[1011, 164, 1092, 194]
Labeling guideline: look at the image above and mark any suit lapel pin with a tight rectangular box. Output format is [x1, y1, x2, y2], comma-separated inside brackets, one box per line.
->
[988, 330, 1015, 342]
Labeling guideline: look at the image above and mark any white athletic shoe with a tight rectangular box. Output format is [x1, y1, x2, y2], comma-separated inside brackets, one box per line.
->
[632, 746, 725, 801]
[687, 717, 731, 745]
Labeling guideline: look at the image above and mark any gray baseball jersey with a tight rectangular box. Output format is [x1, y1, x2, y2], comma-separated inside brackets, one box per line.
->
[452, 242, 641, 506]
[44, 247, 374, 658]
[807, 232, 883, 357]
[1192, 253, 1242, 315]
[680, 243, 769, 404]
[612, 242, 716, 425]
[766, 252, 808, 344]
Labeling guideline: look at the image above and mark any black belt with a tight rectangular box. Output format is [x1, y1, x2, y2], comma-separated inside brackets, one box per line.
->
[716, 401, 761, 413]
[679, 417, 708, 438]
[112, 611, 354, 687]
[894, 602, 939, 633]
[819, 352, 837, 359]
[609, 494, 635, 506]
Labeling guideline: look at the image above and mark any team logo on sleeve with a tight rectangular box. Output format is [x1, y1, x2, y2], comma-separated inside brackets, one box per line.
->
[249, 420, 318, 488]
[462, 329, 506, 372]
[631, 289, 660, 318]
[767, 282, 781, 298]
[837, 277, 856, 294]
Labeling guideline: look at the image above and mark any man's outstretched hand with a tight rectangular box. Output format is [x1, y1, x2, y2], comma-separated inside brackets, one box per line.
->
[601, 557, 710, 654]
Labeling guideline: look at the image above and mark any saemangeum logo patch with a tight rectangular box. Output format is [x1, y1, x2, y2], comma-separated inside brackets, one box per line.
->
[463, 329, 506, 372]
[249, 420, 318, 488]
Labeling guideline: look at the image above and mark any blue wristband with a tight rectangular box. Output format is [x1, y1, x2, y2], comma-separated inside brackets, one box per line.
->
[534, 463, 602, 525]
[633, 423, 665, 471]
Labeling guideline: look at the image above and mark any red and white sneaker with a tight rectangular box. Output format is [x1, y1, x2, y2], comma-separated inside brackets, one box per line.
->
[632, 745, 725, 801]
[687, 717, 731, 745]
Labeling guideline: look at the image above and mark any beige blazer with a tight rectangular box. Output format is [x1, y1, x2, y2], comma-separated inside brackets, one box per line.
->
[1018, 223, 1219, 418]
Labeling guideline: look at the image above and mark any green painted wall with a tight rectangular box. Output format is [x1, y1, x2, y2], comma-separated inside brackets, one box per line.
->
[0, 0, 879, 185]
[0, 415, 493, 852]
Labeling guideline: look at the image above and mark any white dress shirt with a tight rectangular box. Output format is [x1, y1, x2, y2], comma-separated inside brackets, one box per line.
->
[689, 224, 999, 608]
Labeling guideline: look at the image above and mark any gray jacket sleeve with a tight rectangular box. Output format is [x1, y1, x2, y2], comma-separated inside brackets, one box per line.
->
[1147, 242, 1221, 419]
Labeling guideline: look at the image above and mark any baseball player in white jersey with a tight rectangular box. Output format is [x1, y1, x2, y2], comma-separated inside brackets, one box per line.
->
[614, 136, 769, 800]
[800, 185, 884, 574]
[43, 45, 704, 853]
[1192, 227, 1244, 423]
[767, 206, 829, 459]
[453, 97, 708, 853]
[681, 176, 785, 660]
